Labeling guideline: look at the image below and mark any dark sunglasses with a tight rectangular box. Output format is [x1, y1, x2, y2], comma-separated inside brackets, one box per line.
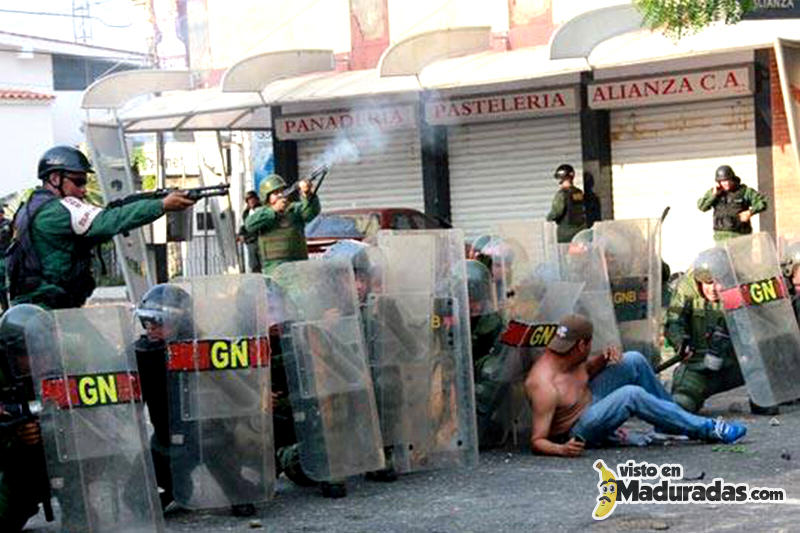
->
[63, 174, 87, 187]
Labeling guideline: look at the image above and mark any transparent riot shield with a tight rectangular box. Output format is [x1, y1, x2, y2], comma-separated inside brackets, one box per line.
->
[271, 260, 384, 480]
[165, 274, 274, 509]
[591, 218, 663, 362]
[25, 305, 163, 533]
[557, 241, 622, 357]
[193, 131, 240, 274]
[708, 234, 800, 406]
[485, 279, 584, 444]
[369, 229, 478, 473]
[86, 123, 155, 304]
[487, 221, 560, 315]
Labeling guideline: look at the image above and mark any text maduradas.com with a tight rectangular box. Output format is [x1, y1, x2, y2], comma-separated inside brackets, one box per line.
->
[616, 478, 785, 504]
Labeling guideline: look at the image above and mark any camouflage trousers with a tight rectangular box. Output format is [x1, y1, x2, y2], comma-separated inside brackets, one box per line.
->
[671, 361, 745, 413]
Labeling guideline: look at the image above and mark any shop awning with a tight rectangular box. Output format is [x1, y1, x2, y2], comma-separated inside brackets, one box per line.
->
[116, 88, 270, 132]
[418, 45, 589, 94]
[589, 19, 800, 70]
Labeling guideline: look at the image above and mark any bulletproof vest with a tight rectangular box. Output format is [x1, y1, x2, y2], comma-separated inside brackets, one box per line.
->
[713, 186, 750, 233]
[561, 186, 587, 227]
[6, 189, 96, 308]
[257, 212, 308, 262]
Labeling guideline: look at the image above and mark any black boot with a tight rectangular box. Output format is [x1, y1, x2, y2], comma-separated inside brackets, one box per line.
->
[319, 482, 347, 499]
[231, 503, 256, 517]
[749, 400, 779, 416]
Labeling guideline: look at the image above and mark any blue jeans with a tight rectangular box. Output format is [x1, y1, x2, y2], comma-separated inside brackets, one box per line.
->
[570, 352, 712, 446]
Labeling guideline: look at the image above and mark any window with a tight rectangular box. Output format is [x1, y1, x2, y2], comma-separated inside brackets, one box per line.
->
[196, 212, 215, 231]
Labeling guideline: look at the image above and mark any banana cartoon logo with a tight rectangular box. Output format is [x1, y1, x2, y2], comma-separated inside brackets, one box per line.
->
[593, 460, 618, 520]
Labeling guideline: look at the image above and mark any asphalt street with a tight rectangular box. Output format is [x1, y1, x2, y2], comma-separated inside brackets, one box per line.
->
[25, 386, 800, 533]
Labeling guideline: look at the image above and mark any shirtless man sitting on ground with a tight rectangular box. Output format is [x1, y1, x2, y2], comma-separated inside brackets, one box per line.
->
[525, 314, 747, 457]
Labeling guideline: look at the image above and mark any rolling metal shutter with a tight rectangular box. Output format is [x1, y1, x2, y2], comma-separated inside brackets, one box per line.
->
[296, 129, 424, 211]
[610, 98, 757, 272]
[447, 115, 583, 240]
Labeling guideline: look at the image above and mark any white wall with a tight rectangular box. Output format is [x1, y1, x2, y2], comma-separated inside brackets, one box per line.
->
[0, 52, 52, 91]
[0, 103, 54, 197]
[51, 91, 86, 147]
[388, 0, 510, 42]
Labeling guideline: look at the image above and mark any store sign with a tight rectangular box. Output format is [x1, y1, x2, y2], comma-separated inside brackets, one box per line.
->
[275, 105, 417, 140]
[424, 87, 578, 125]
[588, 66, 753, 110]
[743, 0, 800, 19]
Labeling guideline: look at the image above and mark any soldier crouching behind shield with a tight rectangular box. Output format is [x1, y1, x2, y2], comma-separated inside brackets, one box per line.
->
[264, 278, 350, 498]
[132, 284, 260, 516]
[0, 306, 51, 531]
[665, 251, 778, 416]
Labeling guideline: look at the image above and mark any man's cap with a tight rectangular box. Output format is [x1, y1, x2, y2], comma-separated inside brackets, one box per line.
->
[548, 313, 593, 354]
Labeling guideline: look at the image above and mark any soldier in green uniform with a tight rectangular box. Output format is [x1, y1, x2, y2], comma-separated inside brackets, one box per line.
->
[546, 164, 587, 243]
[237, 190, 262, 273]
[665, 251, 776, 415]
[781, 241, 800, 324]
[244, 174, 321, 275]
[8, 145, 195, 310]
[697, 165, 768, 242]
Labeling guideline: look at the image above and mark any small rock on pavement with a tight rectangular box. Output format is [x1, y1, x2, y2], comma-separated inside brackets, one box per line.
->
[651, 521, 669, 531]
[781, 450, 792, 461]
[249, 520, 263, 528]
[770, 417, 781, 426]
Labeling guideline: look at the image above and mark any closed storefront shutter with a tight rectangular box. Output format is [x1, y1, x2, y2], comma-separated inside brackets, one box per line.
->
[296, 129, 424, 211]
[447, 115, 583, 239]
[610, 98, 757, 271]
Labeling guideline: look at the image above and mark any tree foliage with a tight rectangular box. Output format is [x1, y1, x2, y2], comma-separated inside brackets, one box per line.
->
[634, 0, 757, 38]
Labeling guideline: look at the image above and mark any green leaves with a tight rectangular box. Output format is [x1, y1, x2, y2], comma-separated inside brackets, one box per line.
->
[634, 0, 756, 39]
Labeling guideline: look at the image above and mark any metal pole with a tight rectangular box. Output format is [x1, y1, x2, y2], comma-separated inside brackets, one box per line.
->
[204, 196, 209, 276]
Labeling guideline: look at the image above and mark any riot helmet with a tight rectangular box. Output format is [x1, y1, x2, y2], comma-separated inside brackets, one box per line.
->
[554, 164, 575, 182]
[136, 284, 193, 341]
[466, 260, 497, 317]
[692, 250, 718, 284]
[781, 241, 800, 278]
[324, 239, 383, 302]
[259, 174, 287, 202]
[0, 304, 49, 380]
[715, 165, 736, 182]
[38, 145, 94, 179]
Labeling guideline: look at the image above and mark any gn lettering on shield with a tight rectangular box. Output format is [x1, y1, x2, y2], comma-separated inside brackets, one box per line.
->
[79, 375, 117, 406]
[211, 339, 250, 369]
[530, 324, 557, 347]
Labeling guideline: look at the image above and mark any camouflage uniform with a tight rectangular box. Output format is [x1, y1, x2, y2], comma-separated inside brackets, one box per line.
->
[664, 273, 744, 413]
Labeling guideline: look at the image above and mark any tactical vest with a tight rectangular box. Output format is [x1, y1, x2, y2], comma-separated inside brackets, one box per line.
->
[713, 186, 750, 233]
[257, 214, 308, 262]
[561, 186, 587, 227]
[6, 189, 96, 308]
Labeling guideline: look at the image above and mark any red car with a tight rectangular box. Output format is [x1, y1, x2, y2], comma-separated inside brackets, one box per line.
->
[305, 208, 450, 255]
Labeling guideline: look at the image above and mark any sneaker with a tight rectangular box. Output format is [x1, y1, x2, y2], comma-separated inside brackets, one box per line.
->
[319, 482, 347, 499]
[707, 418, 747, 444]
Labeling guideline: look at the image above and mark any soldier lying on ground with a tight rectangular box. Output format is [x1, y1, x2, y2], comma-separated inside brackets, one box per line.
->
[525, 314, 747, 457]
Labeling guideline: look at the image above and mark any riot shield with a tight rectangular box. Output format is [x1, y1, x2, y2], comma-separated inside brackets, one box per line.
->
[165, 274, 274, 509]
[590, 218, 663, 362]
[707, 234, 800, 406]
[368, 229, 478, 473]
[193, 131, 240, 274]
[484, 279, 584, 444]
[24, 305, 163, 533]
[271, 259, 384, 480]
[557, 241, 622, 357]
[86, 123, 155, 304]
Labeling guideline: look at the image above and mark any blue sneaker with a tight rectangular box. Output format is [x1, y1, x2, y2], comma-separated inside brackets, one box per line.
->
[707, 418, 747, 444]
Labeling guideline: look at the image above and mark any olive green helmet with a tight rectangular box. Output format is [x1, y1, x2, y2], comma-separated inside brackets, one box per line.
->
[259, 174, 287, 201]
[781, 241, 800, 277]
[692, 250, 718, 284]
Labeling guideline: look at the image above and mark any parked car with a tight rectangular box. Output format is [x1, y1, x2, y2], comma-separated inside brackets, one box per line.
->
[305, 208, 450, 255]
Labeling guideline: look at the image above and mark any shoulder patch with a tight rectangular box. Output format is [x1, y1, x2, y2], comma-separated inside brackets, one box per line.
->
[60, 197, 102, 235]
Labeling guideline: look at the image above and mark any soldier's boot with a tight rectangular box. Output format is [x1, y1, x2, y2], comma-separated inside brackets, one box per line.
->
[365, 447, 397, 482]
[749, 400, 779, 416]
[231, 504, 256, 517]
[277, 444, 316, 487]
[319, 482, 347, 499]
